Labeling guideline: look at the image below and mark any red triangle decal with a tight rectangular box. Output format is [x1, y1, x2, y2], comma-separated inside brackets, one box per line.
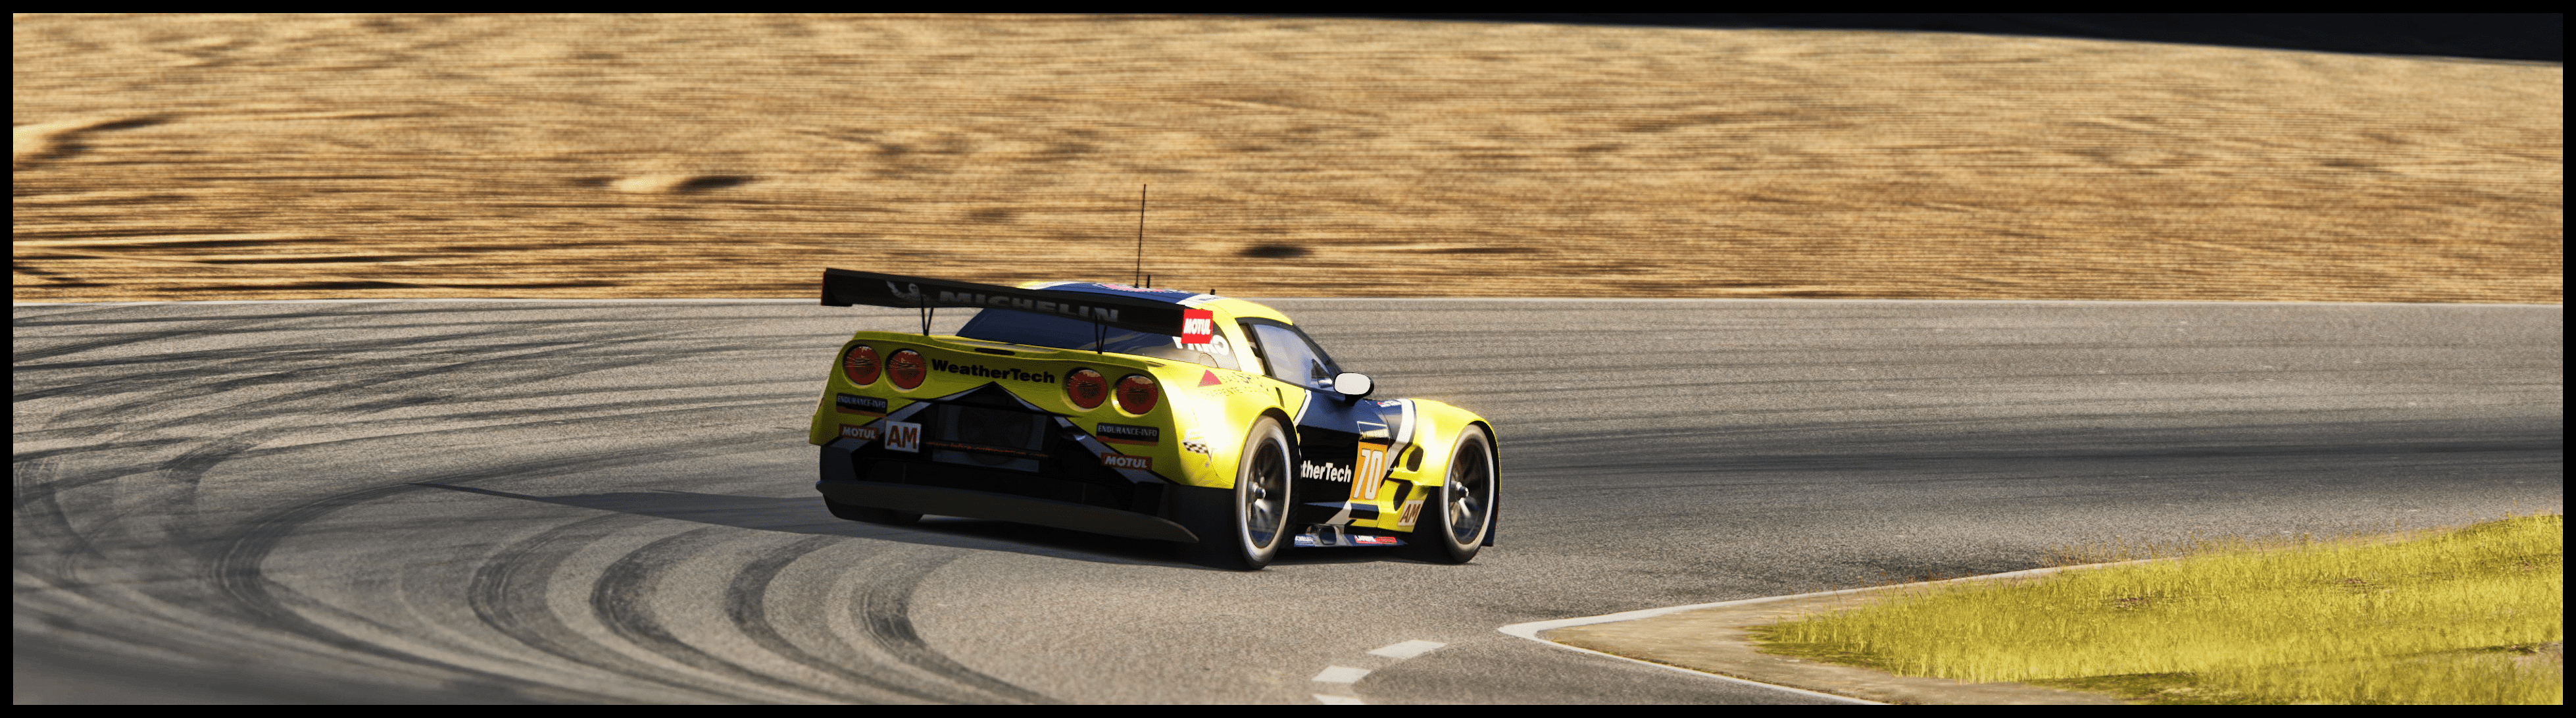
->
[1199, 370, 1222, 387]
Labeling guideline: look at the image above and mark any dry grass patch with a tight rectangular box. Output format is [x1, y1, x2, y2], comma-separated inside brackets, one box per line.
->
[1752, 514, 2564, 704]
[13, 14, 2562, 303]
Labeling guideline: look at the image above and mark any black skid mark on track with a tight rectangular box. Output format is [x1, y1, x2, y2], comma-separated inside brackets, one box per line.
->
[9, 306, 290, 365]
[14, 454, 322, 686]
[588, 526, 893, 703]
[723, 535, 1044, 704]
[172, 436, 812, 701]
[16, 303, 1060, 702]
[841, 548, 1061, 704]
[14, 315, 758, 517]
[458, 511, 1054, 702]
[6, 434, 258, 516]
[24, 320, 702, 429]
[9, 309, 367, 397]
[12, 455, 88, 554]
[11, 433, 259, 638]
[18, 306, 807, 445]
[469, 513, 771, 702]
[22, 305, 764, 435]
[209, 481, 614, 702]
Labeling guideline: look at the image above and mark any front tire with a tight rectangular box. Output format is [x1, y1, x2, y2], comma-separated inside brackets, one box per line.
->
[1185, 416, 1294, 570]
[1405, 425, 1495, 563]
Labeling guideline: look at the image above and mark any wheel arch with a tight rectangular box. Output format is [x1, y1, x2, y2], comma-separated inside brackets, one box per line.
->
[1460, 419, 1499, 546]
[1258, 407, 1299, 459]
[1404, 399, 1494, 488]
[1231, 407, 1300, 490]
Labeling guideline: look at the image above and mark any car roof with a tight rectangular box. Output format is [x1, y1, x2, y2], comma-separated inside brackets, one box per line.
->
[1018, 281, 1292, 324]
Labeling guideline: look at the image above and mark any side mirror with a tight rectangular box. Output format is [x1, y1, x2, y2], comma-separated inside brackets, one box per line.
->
[1331, 372, 1374, 398]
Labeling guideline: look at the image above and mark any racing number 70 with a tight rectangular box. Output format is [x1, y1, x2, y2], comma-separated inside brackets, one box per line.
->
[1354, 444, 1391, 500]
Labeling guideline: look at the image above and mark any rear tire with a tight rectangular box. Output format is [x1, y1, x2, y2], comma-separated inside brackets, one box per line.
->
[1185, 416, 1294, 570]
[1404, 425, 1494, 564]
[826, 498, 922, 526]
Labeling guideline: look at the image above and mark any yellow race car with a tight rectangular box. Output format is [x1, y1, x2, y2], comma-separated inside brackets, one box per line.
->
[810, 269, 1498, 569]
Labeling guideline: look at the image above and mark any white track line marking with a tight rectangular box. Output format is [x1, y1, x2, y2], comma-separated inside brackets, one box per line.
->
[1311, 665, 1370, 684]
[1308, 638, 1451, 704]
[1368, 639, 1446, 660]
[1496, 561, 2162, 704]
[1505, 636, 1875, 705]
[1499, 561, 2152, 640]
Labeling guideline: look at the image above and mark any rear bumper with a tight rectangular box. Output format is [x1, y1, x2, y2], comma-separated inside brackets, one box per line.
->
[818, 438, 1211, 543]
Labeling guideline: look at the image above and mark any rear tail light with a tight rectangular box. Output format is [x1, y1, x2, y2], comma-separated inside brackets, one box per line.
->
[1114, 374, 1160, 415]
[887, 349, 927, 390]
[842, 344, 881, 386]
[1066, 369, 1108, 409]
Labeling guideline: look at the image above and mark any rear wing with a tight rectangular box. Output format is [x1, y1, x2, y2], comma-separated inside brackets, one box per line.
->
[820, 268, 1188, 337]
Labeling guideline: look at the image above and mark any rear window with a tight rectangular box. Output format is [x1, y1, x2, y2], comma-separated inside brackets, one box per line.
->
[958, 308, 1241, 371]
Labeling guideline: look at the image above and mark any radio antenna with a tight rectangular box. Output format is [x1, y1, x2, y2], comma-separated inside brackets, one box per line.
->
[1133, 184, 1147, 286]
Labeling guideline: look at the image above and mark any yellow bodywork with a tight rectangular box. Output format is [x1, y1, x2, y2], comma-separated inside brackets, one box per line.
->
[808, 294, 1490, 534]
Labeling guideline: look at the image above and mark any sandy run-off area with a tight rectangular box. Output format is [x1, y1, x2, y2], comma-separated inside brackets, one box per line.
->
[12, 14, 2562, 303]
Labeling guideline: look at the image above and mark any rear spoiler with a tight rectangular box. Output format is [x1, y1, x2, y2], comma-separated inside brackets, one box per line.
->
[820, 268, 1187, 337]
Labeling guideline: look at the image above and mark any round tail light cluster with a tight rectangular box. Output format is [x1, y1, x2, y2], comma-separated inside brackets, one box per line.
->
[886, 349, 928, 390]
[841, 344, 881, 386]
[1114, 374, 1160, 415]
[1066, 369, 1108, 409]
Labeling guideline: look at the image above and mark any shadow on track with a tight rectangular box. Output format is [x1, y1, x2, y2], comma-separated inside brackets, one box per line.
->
[410, 482, 1429, 570]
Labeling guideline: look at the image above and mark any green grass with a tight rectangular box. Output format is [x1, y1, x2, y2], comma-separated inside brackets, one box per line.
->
[1751, 514, 2564, 704]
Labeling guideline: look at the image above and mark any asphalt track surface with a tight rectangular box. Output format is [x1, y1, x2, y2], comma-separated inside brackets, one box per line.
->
[12, 299, 2562, 704]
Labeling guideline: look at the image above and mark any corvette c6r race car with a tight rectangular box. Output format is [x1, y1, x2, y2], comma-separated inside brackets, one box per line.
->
[808, 268, 1497, 569]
